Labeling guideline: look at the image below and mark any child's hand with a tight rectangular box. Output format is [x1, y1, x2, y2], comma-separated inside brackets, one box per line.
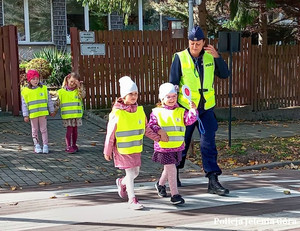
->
[50, 112, 56, 117]
[104, 154, 112, 161]
[158, 129, 169, 142]
[189, 101, 197, 110]
[75, 80, 81, 88]
[24, 116, 29, 123]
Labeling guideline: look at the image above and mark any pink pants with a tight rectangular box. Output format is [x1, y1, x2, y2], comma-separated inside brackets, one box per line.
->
[30, 116, 48, 145]
[65, 126, 78, 147]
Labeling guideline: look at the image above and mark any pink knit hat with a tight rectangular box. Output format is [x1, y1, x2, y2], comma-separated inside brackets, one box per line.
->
[26, 69, 40, 82]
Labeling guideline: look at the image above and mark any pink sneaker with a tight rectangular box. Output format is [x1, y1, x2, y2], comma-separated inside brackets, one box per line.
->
[65, 146, 75, 153]
[72, 145, 79, 152]
[116, 177, 127, 199]
[128, 197, 144, 210]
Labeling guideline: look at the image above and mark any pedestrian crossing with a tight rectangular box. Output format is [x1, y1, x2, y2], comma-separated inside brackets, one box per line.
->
[1, 173, 300, 231]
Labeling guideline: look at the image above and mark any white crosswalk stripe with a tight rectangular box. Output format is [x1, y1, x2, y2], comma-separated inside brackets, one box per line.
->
[1, 176, 300, 231]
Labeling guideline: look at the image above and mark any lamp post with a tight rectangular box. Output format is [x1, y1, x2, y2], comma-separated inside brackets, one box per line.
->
[188, 0, 194, 32]
[188, 0, 202, 32]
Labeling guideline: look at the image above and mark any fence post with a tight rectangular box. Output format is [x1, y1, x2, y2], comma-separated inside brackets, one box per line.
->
[0, 27, 5, 111]
[9, 25, 20, 116]
[70, 27, 79, 73]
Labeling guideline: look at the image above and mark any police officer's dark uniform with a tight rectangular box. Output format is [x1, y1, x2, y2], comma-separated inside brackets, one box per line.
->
[169, 26, 230, 196]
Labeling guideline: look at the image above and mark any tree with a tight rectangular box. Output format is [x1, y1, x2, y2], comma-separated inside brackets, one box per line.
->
[77, 0, 138, 24]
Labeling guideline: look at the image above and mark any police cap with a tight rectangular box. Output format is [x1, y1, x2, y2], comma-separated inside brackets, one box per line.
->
[188, 26, 205, 41]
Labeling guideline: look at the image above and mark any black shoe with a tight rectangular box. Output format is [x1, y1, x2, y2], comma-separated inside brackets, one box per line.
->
[155, 182, 167, 197]
[177, 168, 182, 187]
[170, 194, 185, 205]
[208, 173, 230, 196]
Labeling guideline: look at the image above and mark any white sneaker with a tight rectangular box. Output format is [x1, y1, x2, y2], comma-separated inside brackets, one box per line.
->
[128, 197, 144, 210]
[34, 144, 42, 153]
[42, 145, 49, 154]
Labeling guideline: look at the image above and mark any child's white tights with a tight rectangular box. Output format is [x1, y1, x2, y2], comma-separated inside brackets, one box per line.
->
[159, 164, 178, 196]
[122, 166, 140, 201]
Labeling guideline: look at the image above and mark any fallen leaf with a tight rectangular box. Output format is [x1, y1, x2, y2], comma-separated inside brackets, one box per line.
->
[10, 186, 17, 191]
[91, 142, 97, 146]
[9, 202, 18, 206]
[284, 190, 291, 195]
[39, 181, 51, 186]
[50, 196, 57, 199]
[85, 180, 91, 183]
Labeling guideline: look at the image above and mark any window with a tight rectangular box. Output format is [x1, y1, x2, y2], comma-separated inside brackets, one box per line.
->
[3, 0, 52, 43]
[3, 0, 25, 41]
[67, 0, 85, 35]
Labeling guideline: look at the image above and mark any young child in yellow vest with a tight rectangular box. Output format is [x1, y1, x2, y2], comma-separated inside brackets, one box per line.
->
[104, 76, 160, 210]
[57, 72, 85, 153]
[147, 83, 198, 205]
[21, 69, 55, 154]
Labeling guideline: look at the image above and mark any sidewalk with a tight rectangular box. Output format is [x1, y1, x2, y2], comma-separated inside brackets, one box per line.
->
[0, 111, 299, 190]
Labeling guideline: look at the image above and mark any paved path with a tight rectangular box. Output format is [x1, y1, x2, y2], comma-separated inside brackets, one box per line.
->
[0, 112, 299, 189]
[0, 113, 199, 189]
[1, 169, 300, 231]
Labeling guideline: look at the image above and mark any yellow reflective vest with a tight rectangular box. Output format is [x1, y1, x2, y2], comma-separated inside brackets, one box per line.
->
[114, 106, 145, 155]
[21, 85, 49, 119]
[176, 49, 216, 110]
[152, 107, 185, 148]
[58, 88, 83, 119]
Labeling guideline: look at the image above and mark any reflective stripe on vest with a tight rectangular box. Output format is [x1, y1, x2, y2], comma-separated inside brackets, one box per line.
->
[161, 126, 185, 132]
[117, 139, 143, 148]
[29, 107, 48, 114]
[21, 85, 49, 119]
[28, 99, 47, 106]
[152, 107, 185, 148]
[114, 106, 146, 155]
[176, 49, 216, 110]
[58, 88, 83, 119]
[116, 129, 145, 137]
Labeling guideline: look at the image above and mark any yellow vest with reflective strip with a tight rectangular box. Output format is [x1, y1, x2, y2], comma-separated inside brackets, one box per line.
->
[176, 49, 216, 110]
[114, 106, 145, 155]
[21, 85, 49, 119]
[58, 88, 83, 119]
[152, 107, 185, 148]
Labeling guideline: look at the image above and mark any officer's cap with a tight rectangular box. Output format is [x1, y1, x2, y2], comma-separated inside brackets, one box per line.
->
[188, 26, 205, 41]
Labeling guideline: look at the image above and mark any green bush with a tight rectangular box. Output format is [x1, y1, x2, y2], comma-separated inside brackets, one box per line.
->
[34, 48, 72, 87]
[26, 58, 52, 80]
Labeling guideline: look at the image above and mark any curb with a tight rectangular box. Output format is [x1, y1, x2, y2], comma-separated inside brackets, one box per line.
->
[83, 110, 108, 129]
[232, 160, 300, 171]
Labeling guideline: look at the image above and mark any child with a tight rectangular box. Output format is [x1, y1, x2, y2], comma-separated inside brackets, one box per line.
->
[147, 83, 198, 205]
[103, 76, 160, 210]
[57, 72, 85, 153]
[21, 69, 55, 154]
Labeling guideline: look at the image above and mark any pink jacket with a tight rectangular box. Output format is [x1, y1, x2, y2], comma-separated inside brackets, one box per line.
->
[103, 98, 160, 168]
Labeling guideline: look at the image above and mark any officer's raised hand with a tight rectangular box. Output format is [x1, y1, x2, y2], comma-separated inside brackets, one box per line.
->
[204, 45, 219, 58]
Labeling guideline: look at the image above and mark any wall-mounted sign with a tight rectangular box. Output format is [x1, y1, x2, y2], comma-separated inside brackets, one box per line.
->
[80, 44, 105, 56]
[79, 31, 95, 43]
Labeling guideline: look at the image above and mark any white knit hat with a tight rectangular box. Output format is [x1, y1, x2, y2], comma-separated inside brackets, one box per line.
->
[119, 76, 138, 98]
[159, 83, 177, 100]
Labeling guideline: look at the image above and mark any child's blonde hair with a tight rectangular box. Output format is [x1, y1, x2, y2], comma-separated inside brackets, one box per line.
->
[62, 72, 80, 88]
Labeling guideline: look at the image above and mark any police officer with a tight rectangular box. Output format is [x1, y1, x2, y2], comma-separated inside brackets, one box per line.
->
[169, 25, 230, 196]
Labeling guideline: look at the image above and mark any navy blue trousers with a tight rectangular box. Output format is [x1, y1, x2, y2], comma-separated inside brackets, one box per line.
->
[177, 108, 222, 176]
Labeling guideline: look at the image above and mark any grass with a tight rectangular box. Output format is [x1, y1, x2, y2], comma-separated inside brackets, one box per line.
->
[188, 136, 300, 169]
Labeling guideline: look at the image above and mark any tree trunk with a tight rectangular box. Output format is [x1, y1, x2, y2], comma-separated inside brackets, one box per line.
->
[197, 0, 207, 36]
[258, 2, 268, 46]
